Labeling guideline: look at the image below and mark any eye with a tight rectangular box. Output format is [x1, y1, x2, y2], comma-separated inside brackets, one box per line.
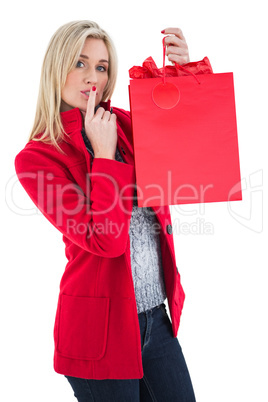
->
[97, 65, 107, 72]
[76, 60, 85, 68]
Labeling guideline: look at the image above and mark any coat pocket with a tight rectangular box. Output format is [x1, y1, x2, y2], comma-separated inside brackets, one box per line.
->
[57, 294, 110, 360]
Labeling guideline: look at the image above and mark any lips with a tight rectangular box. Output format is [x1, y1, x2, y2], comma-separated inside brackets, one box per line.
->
[81, 89, 97, 98]
[81, 90, 90, 97]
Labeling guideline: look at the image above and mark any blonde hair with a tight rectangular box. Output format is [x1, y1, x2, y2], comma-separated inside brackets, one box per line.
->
[28, 20, 118, 153]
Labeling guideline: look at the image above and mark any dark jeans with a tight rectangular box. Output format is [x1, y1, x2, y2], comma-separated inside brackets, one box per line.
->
[65, 303, 196, 401]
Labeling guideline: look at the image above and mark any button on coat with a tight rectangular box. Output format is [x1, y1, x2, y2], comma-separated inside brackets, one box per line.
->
[167, 224, 173, 234]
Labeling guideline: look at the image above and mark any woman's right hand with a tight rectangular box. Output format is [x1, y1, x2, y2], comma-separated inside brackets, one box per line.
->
[82, 87, 117, 160]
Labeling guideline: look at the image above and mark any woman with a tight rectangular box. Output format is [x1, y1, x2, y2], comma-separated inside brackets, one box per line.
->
[15, 20, 196, 401]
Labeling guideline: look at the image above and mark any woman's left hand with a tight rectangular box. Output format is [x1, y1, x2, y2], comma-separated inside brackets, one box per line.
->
[161, 27, 190, 65]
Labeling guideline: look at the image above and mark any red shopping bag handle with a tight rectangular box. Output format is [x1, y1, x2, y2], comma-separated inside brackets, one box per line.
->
[162, 37, 201, 85]
[152, 38, 201, 109]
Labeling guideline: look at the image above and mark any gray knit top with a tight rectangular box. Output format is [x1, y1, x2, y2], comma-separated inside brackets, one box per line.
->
[81, 129, 167, 313]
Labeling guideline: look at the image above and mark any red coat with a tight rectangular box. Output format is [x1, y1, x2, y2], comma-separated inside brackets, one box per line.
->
[14, 102, 185, 380]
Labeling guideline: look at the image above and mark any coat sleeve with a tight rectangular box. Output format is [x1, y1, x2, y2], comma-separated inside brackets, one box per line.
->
[14, 147, 135, 257]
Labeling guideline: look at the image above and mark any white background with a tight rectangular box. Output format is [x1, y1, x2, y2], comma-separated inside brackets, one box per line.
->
[1, 0, 267, 401]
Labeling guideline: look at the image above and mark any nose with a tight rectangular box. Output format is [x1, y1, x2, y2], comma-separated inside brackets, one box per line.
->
[85, 68, 97, 85]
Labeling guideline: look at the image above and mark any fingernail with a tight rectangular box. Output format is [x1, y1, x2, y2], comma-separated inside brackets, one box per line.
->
[161, 30, 165, 34]
[92, 86, 96, 91]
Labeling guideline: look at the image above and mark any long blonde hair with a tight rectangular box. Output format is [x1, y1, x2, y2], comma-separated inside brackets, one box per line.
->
[28, 20, 118, 153]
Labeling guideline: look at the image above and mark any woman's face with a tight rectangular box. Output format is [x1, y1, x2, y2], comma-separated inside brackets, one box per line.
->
[61, 38, 109, 113]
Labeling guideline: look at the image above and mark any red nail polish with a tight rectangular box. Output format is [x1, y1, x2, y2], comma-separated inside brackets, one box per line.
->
[161, 30, 165, 34]
[92, 86, 96, 91]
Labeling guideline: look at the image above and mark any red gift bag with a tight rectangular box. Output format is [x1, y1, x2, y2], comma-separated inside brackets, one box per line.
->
[129, 43, 242, 207]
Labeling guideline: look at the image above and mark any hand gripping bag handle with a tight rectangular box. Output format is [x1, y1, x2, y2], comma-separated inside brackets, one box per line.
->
[162, 37, 201, 85]
[152, 38, 201, 109]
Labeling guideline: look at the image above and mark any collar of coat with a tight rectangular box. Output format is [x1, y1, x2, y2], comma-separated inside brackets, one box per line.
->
[58, 101, 134, 166]
[60, 100, 111, 135]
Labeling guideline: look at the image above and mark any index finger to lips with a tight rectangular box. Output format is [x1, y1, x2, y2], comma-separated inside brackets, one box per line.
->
[86, 86, 97, 121]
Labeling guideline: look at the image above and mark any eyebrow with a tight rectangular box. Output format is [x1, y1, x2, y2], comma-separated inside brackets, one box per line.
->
[80, 54, 109, 63]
